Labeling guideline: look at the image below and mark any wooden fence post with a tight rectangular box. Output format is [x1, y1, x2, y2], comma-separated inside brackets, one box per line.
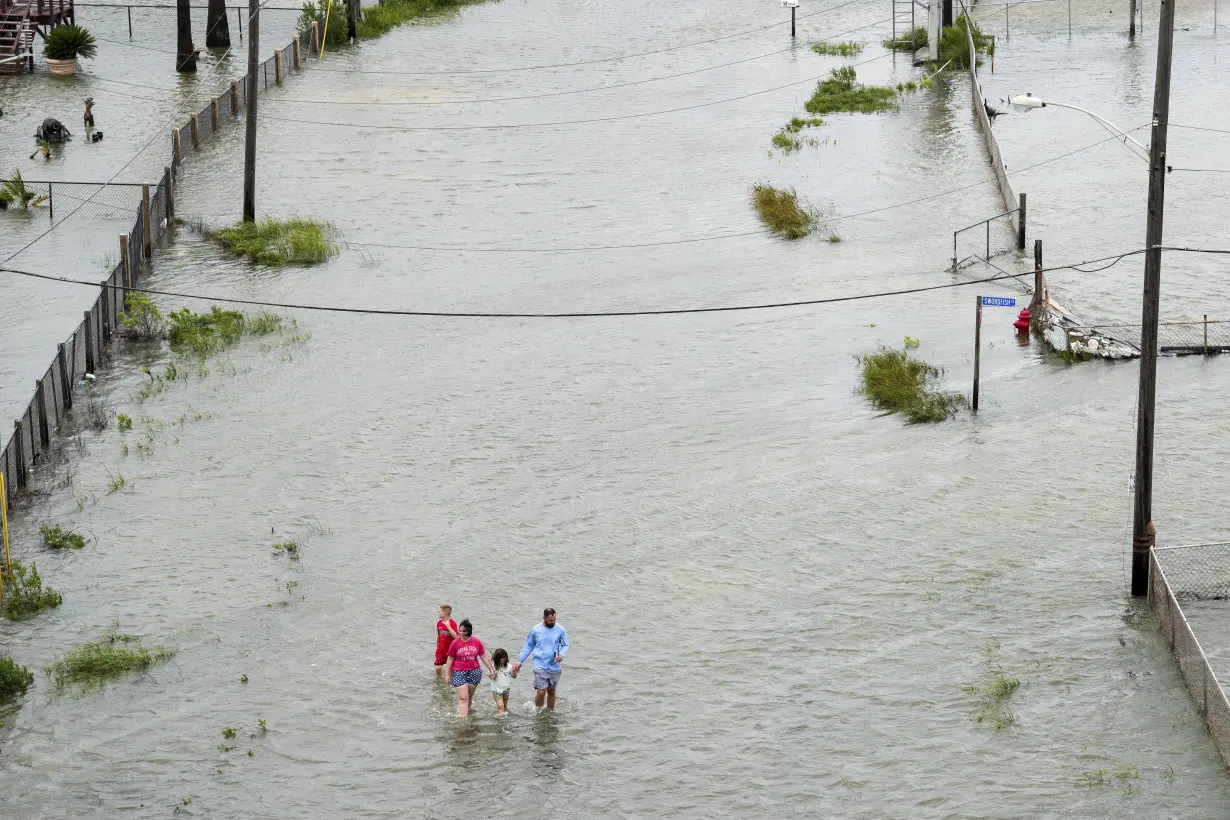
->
[142, 184, 152, 259]
[119, 234, 130, 304]
[84, 310, 95, 373]
[1017, 192, 1027, 250]
[275, 48, 284, 83]
[293, 34, 301, 69]
[231, 80, 240, 116]
[57, 343, 72, 411]
[13, 421, 25, 490]
[172, 127, 182, 166]
[211, 97, 220, 132]
[312, 20, 320, 53]
[164, 166, 175, 222]
[36, 380, 50, 448]
[191, 114, 201, 149]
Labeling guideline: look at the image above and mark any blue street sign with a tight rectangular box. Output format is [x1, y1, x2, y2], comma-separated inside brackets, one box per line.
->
[981, 296, 1016, 307]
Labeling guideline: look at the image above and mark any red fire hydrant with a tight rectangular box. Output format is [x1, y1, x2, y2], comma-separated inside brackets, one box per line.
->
[1013, 308, 1031, 334]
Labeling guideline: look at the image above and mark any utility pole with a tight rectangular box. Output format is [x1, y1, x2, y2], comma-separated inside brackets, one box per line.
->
[243, 0, 259, 222]
[1130, 0, 1137, 37]
[1131, 0, 1176, 597]
[175, 0, 198, 71]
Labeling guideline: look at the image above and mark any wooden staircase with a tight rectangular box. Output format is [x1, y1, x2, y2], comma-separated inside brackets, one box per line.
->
[0, 0, 74, 74]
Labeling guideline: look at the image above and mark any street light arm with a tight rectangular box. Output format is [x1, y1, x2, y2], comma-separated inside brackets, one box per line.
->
[1038, 100, 1150, 160]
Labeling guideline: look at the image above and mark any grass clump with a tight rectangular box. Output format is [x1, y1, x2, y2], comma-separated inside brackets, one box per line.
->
[119, 292, 165, 339]
[2, 561, 63, 620]
[751, 184, 818, 240]
[272, 541, 300, 560]
[46, 633, 174, 687]
[168, 306, 246, 358]
[811, 40, 864, 57]
[804, 67, 897, 116]
[882, 26, 928, 51]
[939, 13, 993, 69]
[0, 656, 35, 701]
[856, 346, 965, 423]
[771, 132, 802, 153]
[964, 672, 1021, 730]
[208, 218, 338, 266]
[40, 524, 86, 550]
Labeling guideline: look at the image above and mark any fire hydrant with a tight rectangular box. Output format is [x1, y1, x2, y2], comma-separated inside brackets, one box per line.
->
[1013, 307, 1031, 334]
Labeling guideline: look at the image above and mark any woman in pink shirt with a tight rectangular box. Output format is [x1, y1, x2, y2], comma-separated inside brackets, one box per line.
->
[444, 619, 495, 717]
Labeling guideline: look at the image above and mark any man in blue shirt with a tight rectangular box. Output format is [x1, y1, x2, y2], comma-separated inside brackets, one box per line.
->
[513, 607, 569, 711]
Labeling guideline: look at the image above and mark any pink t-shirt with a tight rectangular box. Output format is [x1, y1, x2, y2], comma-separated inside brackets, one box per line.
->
[447, 637, 485, 671]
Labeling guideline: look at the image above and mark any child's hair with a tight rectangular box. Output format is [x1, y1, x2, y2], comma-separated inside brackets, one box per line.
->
[492, 648, 509, 669]
[439, 604, 452, 614]
[458, 619, 473, 637]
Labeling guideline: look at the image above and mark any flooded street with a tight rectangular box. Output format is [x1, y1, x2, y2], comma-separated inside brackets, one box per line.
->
[4, 0, 1230, 815]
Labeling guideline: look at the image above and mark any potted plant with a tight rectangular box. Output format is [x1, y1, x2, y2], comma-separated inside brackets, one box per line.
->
[43, 24, 97, 76]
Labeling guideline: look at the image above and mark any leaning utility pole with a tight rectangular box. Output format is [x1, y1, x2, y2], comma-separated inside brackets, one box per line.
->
[1131, 0, 1176, 597]
[243, 0, 259, 222]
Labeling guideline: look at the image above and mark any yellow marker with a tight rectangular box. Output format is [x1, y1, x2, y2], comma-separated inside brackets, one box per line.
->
[321, 0, 335, 60]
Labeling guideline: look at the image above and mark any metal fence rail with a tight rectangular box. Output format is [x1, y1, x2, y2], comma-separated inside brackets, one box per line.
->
[0, 25, 321, 507]
[951, 206, 1021, 270]
[1150, 546, 1230, 769]
[13, 180, 146, 222]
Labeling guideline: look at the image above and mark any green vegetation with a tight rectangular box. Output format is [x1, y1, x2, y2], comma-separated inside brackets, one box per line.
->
[105, 468, 128, 493]
[40, 524, 86, 550]
[1079, 762, 1143, 794]
[0, 656, 35, 701]
[856, 346, 965, 423]
[300, 0, 494, 45]
[772, 132, 802, 153]
[903, 336, 920, 349]
[257, 719, 267, 733]
[772, 115, 825, 152]
[939, 13, 993, 69]
[272, 541, 300, 560]
[218, 744, 235, 752]
[751, 184, 819, 240]
[0, 170, 46, 210]
[46, 632, 174, 687]
[804, 67, 897, 116]
[811, 40, 864, 57]
[222, 727, 237, 739]
[241, 674, 249, 683]
[964, 672, 1020, 730]
[209, 218, 338, 266]
[120, 292, 165, 339]
[299, 0, 350, 47]
[246, 312, 283, 336]
[2, 561, 63, 620]
[43, 23, 97, 60]
[168, 306, 245, 357]
[882, 27, 928, 50]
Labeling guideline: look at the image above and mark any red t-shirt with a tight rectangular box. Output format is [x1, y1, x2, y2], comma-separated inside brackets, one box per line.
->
[435, 619, 457, 659]
[447, 636, 485, 671]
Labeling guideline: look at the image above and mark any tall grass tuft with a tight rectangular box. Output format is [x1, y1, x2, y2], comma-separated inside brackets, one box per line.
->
[750, 184, 818, 240]
[856, 346, 965, 423]
[811, 40, 864, 57]
[939, 13, 993, 69]
[2, 561, 63, 620]
[804, 67, 897, 116]
[46, 633, 175, 687]
[0, 656, 35, 701]
[882, 27, 928, 50]
[208, 218, 338, 266]
[40, 524, 86, 550]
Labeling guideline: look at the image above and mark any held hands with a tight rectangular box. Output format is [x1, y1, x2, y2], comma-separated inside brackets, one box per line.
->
[512, 663, 520, 679]
[554, 654, 563, 664]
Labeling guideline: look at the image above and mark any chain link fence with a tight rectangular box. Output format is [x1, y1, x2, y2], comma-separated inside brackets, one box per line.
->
[1069, 319, 1230, 356]
[11, 180, 147, 222]
[1150, 546, 1230, 769]
[75, 3, 304, 47]
[2, 26, 322, 506]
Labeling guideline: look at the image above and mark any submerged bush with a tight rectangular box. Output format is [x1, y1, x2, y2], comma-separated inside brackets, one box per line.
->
[119, 292, 166, 339]
[2, 561, 63, 620]
[856, 346, 965, 423]
[208, 218, 338, 266]
[811, 40, 864, 57]
[0, 656, 35, 701]
[168, 306, 246, 358]
[804, 67, 897, 115]
[751, 184, 818, 240]
[46, 632, 174, 687]
[939, 13, 993, 69]
[298, 0, 350, 46]
[40, 524, 86, 550]
[882, 26, 928, 51]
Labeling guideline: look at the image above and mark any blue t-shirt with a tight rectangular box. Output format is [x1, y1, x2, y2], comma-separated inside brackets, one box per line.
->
[518, 623, 569, 672]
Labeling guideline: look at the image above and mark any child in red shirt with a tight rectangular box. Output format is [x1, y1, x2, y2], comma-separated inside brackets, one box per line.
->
[434, 605, 458, 678]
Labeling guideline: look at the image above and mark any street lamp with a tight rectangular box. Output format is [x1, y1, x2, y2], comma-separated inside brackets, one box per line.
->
[1009, 93, 1148, 161]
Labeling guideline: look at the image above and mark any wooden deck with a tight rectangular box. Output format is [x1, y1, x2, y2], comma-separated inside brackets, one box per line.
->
[0, 0, 73, 26]
[0, 0, 73, 73]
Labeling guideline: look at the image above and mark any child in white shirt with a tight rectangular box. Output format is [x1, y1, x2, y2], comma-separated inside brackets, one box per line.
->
[490, 648, 513, 714]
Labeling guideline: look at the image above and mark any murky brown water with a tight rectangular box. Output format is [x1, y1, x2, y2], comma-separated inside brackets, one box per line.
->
[3, 0, 1230, 816]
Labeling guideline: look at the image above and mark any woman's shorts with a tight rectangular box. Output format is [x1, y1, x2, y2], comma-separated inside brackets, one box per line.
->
[451, 668, 483, 687]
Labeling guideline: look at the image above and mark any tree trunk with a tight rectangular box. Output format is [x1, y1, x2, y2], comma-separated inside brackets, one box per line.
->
[176, 0, 198, 72]
[206, 0, 231, 48]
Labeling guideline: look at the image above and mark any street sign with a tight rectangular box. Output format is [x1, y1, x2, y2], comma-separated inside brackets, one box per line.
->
[981, 296, 1016, 307]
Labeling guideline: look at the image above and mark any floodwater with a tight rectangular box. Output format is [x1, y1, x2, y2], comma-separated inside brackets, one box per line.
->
[3, 0, 1230, 816]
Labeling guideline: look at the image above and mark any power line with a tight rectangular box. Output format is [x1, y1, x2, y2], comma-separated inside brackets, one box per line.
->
[1170, 123, 1230, 136]
[261, 51, 894, 132]
[263, 17, 893, 107]
[306, 0, 869, 76]
[7, 247, 1226, 320]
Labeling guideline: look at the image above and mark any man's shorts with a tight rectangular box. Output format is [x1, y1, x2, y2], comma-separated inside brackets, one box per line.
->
[533, 667, 562, 690]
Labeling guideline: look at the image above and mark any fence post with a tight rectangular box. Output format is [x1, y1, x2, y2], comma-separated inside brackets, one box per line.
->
[211, 97, 220, 132]
[237, 5, 243, 40]
[13, 421, 25, 491]
[36, 380, 50, 448]
[191, 114, 201, 150]
[128, 5, 132, 38]
[231, 80, 240, 116]
[312, 20, 320, 54]
[84, 310, 95, 373]
[164, 166, 175, 222]
[1017, 192, 1027, 249]
[1031, 239, 1043, 321]
[142, 184, 152, 259]
[57, 343, 73, 412]
[172, 127, 182, 166]
[275, 48, 284, 83]
[47, 181, 53, 220]
[119, 234, 130, 306]
[1204, 314, 1209, 355]
[293, 34, 301, 69]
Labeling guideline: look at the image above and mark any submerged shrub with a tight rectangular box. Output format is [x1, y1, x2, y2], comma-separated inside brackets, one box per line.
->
[811, 40, 864, 57]
[168, 306, 246, 358]
[46, 633, 175, 687]
[882, 26, 928, 51]
[208, 218, 338, 266]
[119, 292, 166, 339]
[2, 561, 63, 620]
[939, 13, 993, 69]
[856, 346, 965, 423]
[40, 524, 86, 550]
[804, 67, 897, 115]
[750, 183, 818, 240]
[0, 656, 35, 701]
